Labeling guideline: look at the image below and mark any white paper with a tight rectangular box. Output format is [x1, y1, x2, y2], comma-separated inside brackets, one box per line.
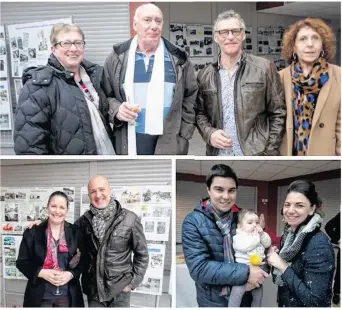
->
[0, 79, 12, 130]
[142, 216, 170, 241]
[8, 18, 72, 77]
[0, 25, 8, 78]
[135, 243, 165, 295]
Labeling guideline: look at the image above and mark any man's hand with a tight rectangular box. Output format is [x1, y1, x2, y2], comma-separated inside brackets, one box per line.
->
[209, 130, 232, 149]
[122, 286, 132, 293]
[259, 214, 265, 229]
[116, 102, 140, 122]
[245, 282, 257, 292]
[248, 265, 268, 287]
[28, 220, 42, 229]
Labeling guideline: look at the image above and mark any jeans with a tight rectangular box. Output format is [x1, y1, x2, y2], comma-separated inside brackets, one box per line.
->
[88, 292, 131, 308]
[40, 296, 70, 307]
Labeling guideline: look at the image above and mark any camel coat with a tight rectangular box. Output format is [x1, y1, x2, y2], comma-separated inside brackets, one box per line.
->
[279, 64, 341, 156]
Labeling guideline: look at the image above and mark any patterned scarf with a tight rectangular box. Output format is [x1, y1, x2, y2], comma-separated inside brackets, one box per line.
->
[272, 213, 322, 286]
[203, 199, 235, 298]
[90, 198, 117, 244]
[291, 57, 329, 155]
[42, 220, 68, 270]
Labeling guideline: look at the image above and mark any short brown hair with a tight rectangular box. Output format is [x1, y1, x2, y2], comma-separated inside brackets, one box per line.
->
[50, 23, 85, 46]
[238, 209, 258, 224]
[281, 18, 336, 63]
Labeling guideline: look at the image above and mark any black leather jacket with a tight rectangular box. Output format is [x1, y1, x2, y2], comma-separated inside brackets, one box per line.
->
[196, 52, 286, 155]
[75, 202, 149, 302]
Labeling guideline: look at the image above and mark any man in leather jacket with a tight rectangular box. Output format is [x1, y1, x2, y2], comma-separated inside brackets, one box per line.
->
[77, 176, 149, 307]
[196, 10, 286, 156]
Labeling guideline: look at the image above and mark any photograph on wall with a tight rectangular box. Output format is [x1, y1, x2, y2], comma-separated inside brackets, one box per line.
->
[0, 79, 12, 130]
[142, 186, 171, 204]
[135, 243, 165, 295]
[243, 26, 253, 52]
[2, 234, 26, 279]
[0, 25, 8, 78]
[1, 187, 75, 233]
[142, 216, 170, 241]
[141, 204, 171, 218]
[8, 17, 72, 77]
[191, 57, 214, 74]
[257, 26, 284, 55]
[170, 23, 213, 58]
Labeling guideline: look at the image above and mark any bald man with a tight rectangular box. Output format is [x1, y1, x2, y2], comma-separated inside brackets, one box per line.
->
[75, 175, 149, 307]
[102, 3, 197, 155]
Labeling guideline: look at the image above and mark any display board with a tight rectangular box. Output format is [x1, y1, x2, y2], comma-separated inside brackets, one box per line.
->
[7, 17, 72, 78]
[2, 234, 26, 279]
[257, 26, 284, 55]
[243, 26, 253, 52]
[135, 243, 166, 295]
[0, 25, 12, 131]
[170, 23, 214, 73]
[1, 187, 75, 233]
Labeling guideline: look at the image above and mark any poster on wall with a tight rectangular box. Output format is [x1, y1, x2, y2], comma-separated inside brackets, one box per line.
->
[243, 26, 253, 53]
[257, 26, 284, 55]
[0, 25, 8, 78]
[2, 234, 26, 279]
[170, 23, 214, 58]
[259, 54, 286, 71]
[1, 187, 75, 233]
[0, 80, 12, 130]
[142, 216, 170, 241]
[7, 17, 72, 78]
[135, 243, 166, 295]
[191, 57, 214, 74]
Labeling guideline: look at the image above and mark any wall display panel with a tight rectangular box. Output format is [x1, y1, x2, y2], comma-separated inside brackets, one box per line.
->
[135, 243, 166, 296]
[0, 25, 8, 78]
[1, 187, 75, 233]
[2, 235, 26, 279]
[0, 79, 12, 130]
[7, 18, 72, 78]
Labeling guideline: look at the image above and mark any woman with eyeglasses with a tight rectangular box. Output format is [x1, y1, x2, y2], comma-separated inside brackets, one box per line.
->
[14, 23, 115, 155]
[279, 18, 340, 156]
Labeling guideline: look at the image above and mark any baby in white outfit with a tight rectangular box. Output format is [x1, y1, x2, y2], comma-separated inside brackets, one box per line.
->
[228, 209, 271, 307]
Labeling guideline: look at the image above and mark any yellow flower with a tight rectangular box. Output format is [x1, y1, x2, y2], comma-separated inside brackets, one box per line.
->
[249, 254, 262, 265]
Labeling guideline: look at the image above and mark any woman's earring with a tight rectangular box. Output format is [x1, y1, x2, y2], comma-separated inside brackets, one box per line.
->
[292, 52, 297, 61]
[320, 50, 325, 58]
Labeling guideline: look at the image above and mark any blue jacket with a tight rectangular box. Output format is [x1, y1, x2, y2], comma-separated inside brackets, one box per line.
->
[278, 228, 335, 307]
[182, 200, 250, 307]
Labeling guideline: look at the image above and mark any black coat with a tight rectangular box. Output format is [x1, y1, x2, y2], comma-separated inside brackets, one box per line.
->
[14, 54, 112, 154]
[16, 221, 85, 307]
[277, 228, 335, 307]
[74, 202, 149, 302]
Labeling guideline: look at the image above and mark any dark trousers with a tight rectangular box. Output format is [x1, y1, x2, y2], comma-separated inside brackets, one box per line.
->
[334, 249, 340, 295]
[40, 296, 70, 307]
[88, 292, 131, 308]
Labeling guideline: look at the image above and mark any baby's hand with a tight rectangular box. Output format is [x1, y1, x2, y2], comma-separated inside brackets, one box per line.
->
[256, 226, 263, 235]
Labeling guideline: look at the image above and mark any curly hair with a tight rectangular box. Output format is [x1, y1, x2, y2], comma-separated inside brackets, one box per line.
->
[281, 17, 336, 63]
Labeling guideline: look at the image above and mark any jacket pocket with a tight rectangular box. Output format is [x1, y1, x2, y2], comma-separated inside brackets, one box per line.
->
[109, 230, 131, 251]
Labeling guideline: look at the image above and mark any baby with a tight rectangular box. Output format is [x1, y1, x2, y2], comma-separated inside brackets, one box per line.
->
[228, 209, 271, 307]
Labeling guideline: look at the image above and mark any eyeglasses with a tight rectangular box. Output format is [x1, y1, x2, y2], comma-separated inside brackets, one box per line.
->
[55, 40, 85, 49]
[215, 28, 243, 38]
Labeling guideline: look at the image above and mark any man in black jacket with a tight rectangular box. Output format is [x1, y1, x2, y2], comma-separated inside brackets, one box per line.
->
[102, 3, 197, 155]
[77, 175, 149, 307]
[325, 212, 340, 305]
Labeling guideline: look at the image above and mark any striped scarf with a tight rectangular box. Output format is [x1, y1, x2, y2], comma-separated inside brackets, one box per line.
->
[272, 213, 322, 286]
[204, 200, 235, 298]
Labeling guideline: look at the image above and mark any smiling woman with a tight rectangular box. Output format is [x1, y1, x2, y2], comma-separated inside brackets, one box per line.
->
[13, 23, 115, 155]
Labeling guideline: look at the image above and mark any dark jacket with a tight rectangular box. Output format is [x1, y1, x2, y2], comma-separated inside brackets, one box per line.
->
[14, 54, 112, 155]
[102, 37, 198, 155]
[325, 212, 340, 244]
[182, 200, 250, 307]
[75, 202, 149, 302]
[16, 221, 85, 307]
[196, 52, 286, 156]
[277, 228, 335, 307]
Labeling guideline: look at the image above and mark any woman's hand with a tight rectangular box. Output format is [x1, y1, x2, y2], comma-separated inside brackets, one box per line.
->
[267, 246, 288, 272]
[59, 271, 73, 286]
[38, 269, 62, 286]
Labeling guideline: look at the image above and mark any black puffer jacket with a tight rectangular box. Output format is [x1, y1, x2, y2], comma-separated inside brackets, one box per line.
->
[14, 54, 112, 154]
[75, 201, 149, 302]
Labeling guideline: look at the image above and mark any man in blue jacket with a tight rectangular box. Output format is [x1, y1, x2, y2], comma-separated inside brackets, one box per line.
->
[182, 164, 268, 307]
